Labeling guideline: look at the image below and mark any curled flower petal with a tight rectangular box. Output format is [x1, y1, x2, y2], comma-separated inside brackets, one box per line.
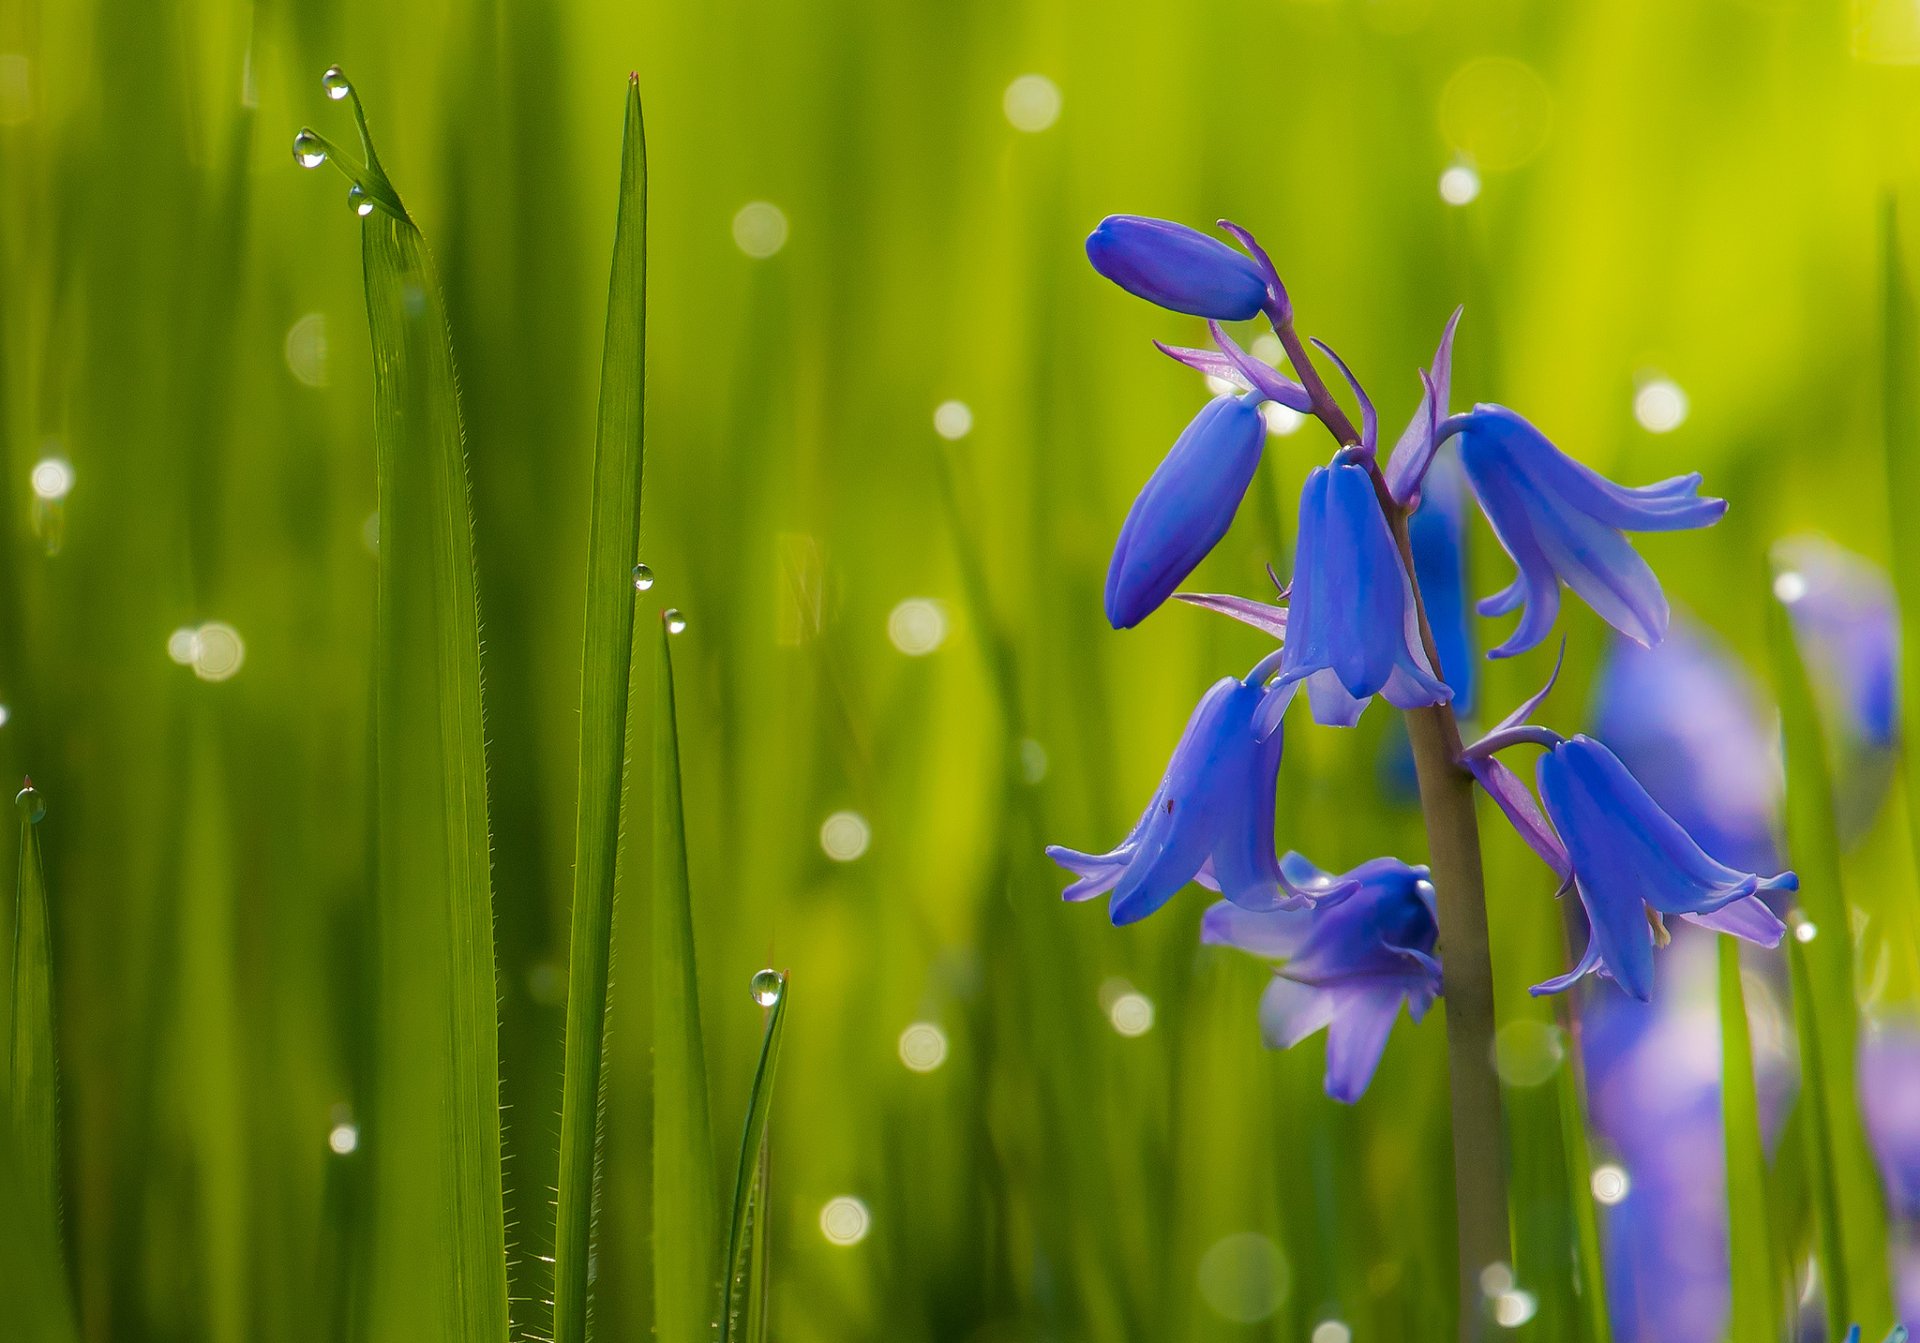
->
[1175, 591, 1289, 640]
[1105, 395, 1267, 629]
[1407, 450, 1477, 711]
[1310, 338, 1378, 452]
[1086, 215, 1270, 320]
[1454, 405, 1726, 657]
[1386, 307, 1462, 507]
[1207, 322, 1314, 411]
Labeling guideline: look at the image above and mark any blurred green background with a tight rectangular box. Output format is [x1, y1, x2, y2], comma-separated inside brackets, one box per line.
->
[7, 0, 1920, 1339]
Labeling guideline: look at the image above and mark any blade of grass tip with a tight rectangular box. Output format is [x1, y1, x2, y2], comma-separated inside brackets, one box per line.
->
[7, 779, 76, 1343]
[653, 620, 720, 1340]
[1787, 916, 1851, 1342]
[1719, 937, 1785, 1343]
[718, 970, 789, 1343]
[305, 69, 509, 1342]
[553, 75, 648, 1343]
[1765, 585, 1895, 1332]
[10, 782, 60, 1249]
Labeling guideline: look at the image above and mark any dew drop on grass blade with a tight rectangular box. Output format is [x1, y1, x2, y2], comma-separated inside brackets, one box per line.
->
[1718, 936, 1785, 1343]
[308, 70, 510, 1343]
[553, 74, 649, 1343]
[719, 968, 789, 1343]
[652, 620, 720, 1340]
[1765, 591, 1894, 1334]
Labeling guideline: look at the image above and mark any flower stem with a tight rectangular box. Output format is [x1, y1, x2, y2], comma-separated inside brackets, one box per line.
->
[1281, 316, 1513, 1337]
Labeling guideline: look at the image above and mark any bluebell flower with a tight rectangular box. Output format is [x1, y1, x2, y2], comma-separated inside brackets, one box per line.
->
[1269, 451, 1451, 727]
[1085, 215, 1281, 321]
[1408, 448, 1477, 715]
[1775, 535, 1900, 750]
[1047, 656, 1340, 924]
[1594, 622, 1782, 876]
[1445, 405, 1727, 657]
[1531, 735, 1791, 1000]
[1202, 854, 1440, 1102]
[1104, 393, 1267, 629]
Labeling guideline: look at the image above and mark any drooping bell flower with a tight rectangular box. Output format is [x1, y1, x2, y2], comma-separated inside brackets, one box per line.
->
[1085, 215, 1281, 322]
[1531, 735, 1792, 1000]
[1046, 654, 1342, 925]
[1268, 450, 1451, 727]
[1594, 622, 1782, 876]
[1408, 449, 1477, 715]
[1445, 405, 1727, 658]
[1202, 854, 1440, 1102]
[1105, 394, 1267, 629]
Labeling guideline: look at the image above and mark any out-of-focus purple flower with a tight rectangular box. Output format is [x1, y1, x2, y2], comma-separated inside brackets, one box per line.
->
[1446, 405, 1727, 657]
[1202, 854, 1439, 1102]
[1409, 449, 1477, 716]
[1862, 1024, 1920, 1221]
[1105, 394, 1267, 629]
[1594, 622, 1782, 875]
[1085, 215, 1277, 321]
[1047, 657, 1341, 925]
[1532, 735, 1791, 1001]
[1269, 451, 1451, 727]
[1775, 535, 1900, 750]
[1581, 937, 1794, 1343]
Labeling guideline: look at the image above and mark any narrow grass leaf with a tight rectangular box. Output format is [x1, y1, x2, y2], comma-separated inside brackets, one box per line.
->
[1766, 591, 1894, 1333]
[1880, 199, 1920, 914]
[554, 75, 649, 1343]
[5, 781, 76, 1342]
[653, 621, 720, 1339]
[1788, 920, 1851, 1342]
[1718, 937, 1784, 1343]
[1553, 1042, 1612, 1343]
[719, 970, 789, 1343]
[326, 77, 509, 1343]
[10, 783, 60, 1250]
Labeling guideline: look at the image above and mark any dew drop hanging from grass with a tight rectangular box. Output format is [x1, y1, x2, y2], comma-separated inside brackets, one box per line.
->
[16, 779, 45, 825]
[631, 562, 654, 591]
[292, 129, 327, 169]
[321, 64, 352, 101]
[663, 608, 686, 634]
[749, 969, 783, 1007]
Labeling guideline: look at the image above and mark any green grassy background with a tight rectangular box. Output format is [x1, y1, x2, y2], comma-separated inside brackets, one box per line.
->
[4, 0, 1920, 1339]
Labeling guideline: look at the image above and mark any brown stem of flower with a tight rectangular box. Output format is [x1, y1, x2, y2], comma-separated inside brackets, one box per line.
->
[1281, 316, 1512, 1338]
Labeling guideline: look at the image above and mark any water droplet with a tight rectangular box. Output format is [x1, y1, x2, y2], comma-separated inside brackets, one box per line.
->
[292, 129, 328, 169]
[631, 562, 655, 591]
[897, 1022, 949, 1072]
[328, 1121, 359, 1155]
[1795, 919, 1818, 943]
[347, 184, 374, 218]
[15, 783, 45, 825]
[663, 608, 687, 634]
[750, 968, 784, 1007]
[321, 64, 352, 101]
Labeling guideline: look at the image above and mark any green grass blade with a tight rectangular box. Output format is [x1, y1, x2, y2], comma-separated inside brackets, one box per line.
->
[1881, 199, 1920, 905]
[325, 77, 509, 1343]
[1718, 937, 1784, 1343]
[1787, 920, 1851, 1342]
[6, 781, 77, 1343]
[718, 970, 789, 1343]
[1766, 588, 1894, 1333]
[1552, 1043, 1611, 1343]
[10, 783, 60, 1253]
[553, 75, 649, 1343]
[653, 622, 720, 1339]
